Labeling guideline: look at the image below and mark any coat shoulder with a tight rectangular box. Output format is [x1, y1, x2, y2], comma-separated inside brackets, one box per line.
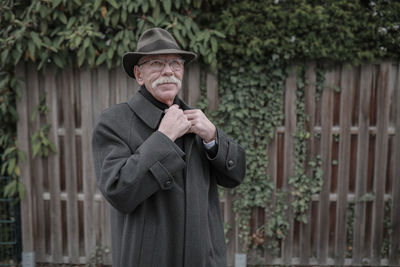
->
[93, 102, 134, 141]
[95, 102, 132, 127]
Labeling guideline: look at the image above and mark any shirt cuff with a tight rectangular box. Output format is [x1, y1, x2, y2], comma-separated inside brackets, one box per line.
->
[203, 139, 216, 149]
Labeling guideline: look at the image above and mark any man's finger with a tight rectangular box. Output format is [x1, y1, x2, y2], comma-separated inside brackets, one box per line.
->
[183, 109, 200, 115]
[167, 104, 180, 111]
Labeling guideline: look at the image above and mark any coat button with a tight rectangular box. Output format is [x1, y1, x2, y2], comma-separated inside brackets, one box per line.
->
[164, 179, 172, 187]
[228, 160, 234, 166]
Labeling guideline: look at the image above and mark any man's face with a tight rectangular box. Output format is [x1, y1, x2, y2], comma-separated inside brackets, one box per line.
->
[133, 54, 184, 106]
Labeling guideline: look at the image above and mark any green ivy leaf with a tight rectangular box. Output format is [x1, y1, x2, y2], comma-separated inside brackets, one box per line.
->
[66, 17, 77, 29]
[30, 32, 42, 48]
[96, 53, 107, 66]
[52, 0, 62, 9]
[163, 0, 171, 14]
[4, 180, 17, 198]
[1, 49, 8, 65]
[94, 0, 102, 10]
[142, 1, 149, 13]
[7, 157, 16, 175]
[149, 0, 157, 8]
[59, 12, 68, 24]
[106, 0, 119, 9]
[77, 47, 86, 67]
[53, 54, 65, 68]
[18, 181, 25, 199]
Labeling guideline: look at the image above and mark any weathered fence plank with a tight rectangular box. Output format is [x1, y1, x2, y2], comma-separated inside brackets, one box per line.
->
[352, 64, 373, 264]
[62, 69, 80, 262]
[300, 62, 317, 265]
[206, 71, 219, 111]
[115, 66, 128, 104]
[334, 65, 355, 264]
[265, 127, 278, 262]
[16, 63, 34, 254]
[184, 63, 200, 106]
[44, 69, 63, 262]
[371, 63, 394, 265]
[80, 68, 96, 262]
[96, 67, 113, 264]
[389, 63, 400, 266]
[282, 65, 297, 264]
[316, 69, 335, 264]
[27, 63, 47, 262]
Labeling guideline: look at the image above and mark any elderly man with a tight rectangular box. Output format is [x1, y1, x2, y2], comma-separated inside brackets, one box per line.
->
[92, 27, 246, 267]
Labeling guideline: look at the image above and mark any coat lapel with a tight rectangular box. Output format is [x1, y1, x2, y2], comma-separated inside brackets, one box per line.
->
[127, 92, 164, 130]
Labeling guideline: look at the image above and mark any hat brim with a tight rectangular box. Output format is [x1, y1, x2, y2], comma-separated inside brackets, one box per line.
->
[122, 49, 197, 79]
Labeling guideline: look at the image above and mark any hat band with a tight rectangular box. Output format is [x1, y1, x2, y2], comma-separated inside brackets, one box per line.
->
[138, 39, 180, 53]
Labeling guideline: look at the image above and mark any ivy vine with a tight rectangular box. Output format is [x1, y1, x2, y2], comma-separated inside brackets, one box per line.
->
[203, 0, 399, 255]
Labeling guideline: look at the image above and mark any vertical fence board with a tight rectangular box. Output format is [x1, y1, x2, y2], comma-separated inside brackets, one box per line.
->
[16, 63, 34, 253]
[317, 69, 335, 264]
[97, 67, 112, 264]
[206, 71, 218, 111]
[224, 190, 235, 267]
[62, 69, 80, 262]
[128, 76, 141, 100]
[335, 66, 355, 264]
[371, 63, 393, 265]
[352, 64, 373, 264]
[282, 65, 297, 263]
[44, 69, 63, 262]
[184, 63, 200, 106]
[115, 67, 128, 104]
[300, 62, 316, 264]
[265, 129, 278, 262]
[27, 63, 46, 262]
[80, 68, 96, 261]
[389, 63, 400, 266]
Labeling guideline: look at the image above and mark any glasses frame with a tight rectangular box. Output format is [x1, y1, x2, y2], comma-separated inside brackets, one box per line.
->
[138, 58, 185, 72]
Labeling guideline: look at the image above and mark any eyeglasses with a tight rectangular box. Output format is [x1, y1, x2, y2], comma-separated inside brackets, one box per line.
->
[138, 58, 185, 72]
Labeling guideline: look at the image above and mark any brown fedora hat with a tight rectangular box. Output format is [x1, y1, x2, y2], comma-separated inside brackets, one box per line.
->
[123, 27, 197, 78]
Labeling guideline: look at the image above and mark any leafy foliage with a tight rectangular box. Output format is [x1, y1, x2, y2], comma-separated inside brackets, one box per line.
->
[212, 0, 400, 62]
[0, 0, 223, 70]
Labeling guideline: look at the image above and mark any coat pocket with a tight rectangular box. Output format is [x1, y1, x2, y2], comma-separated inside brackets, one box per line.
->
[138, 219, 157, 267]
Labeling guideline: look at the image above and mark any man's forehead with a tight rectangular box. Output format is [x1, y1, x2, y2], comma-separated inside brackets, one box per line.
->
[140, 54, 182, 61]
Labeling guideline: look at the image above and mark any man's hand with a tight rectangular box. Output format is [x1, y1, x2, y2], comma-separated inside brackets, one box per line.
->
[158, 104, 191, 141]
[184, 109, 216, 143]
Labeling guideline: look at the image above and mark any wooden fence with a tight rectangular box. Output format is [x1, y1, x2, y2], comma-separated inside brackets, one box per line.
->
[16, 61, 400, 266]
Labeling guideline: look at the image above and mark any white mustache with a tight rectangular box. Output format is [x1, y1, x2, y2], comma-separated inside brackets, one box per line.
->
[152, 76, 182, 89]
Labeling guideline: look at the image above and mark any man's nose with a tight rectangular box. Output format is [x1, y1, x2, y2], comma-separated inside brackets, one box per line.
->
[161, 62, 173, 75]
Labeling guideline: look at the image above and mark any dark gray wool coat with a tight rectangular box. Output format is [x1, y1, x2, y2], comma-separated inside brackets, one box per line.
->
[92, 91, 246, 267]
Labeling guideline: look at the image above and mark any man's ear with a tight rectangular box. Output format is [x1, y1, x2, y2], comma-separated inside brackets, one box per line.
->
[134, 65, 144, 85]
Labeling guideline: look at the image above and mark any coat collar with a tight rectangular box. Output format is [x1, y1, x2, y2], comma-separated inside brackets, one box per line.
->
[127, 91, 193, 130]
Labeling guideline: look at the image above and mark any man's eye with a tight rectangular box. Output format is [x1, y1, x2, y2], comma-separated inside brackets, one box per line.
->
[170, 60, 179, 66]
[150, 60, 163, 67]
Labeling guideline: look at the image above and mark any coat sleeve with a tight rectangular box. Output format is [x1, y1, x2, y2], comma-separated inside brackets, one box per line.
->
[206, 128, 246, 188]
[92, 107, 185, 214]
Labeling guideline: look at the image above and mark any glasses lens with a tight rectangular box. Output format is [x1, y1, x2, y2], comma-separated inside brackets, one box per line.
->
[170, 59, 184, 71]
[149, 60, 164, 71]
[143, 59, 184, 72]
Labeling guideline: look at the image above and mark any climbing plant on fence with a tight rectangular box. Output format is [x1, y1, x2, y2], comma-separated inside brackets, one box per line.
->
[1, 0, 400, 258]
[204, 0, 400, 253]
